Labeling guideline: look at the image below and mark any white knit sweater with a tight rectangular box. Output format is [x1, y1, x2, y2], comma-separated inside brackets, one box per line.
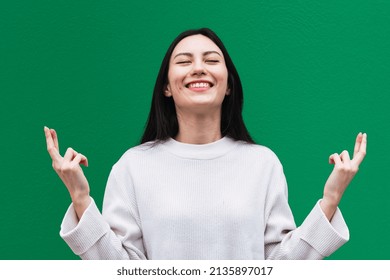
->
[60, 137, 349, 259]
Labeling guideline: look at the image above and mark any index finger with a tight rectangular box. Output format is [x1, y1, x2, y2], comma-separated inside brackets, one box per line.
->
[44, 126, 61, 161]
[352, 133, 367, 166]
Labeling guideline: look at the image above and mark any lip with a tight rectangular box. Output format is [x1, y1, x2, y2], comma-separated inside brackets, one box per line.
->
[185, 80, 214, 91]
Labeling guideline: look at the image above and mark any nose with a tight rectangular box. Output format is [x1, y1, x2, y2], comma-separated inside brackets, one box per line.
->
[191, 59, 206, 76]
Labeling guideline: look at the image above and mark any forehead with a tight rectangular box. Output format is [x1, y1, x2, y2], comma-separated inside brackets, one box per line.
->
[171, 34, 223, 57]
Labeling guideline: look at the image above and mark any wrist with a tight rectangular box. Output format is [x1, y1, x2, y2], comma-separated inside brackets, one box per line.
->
[320, 197, 339, 221]
[322, 195, 339, 208]
[70, 188, 90, 203]
[71, 195, 91, 207]
[322, 188, 343, 207]
[71, 195, 91, 220]
[70, 192, 91, 209]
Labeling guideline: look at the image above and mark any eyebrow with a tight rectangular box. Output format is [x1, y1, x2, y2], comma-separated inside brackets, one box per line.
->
[173, 51, 222, 59]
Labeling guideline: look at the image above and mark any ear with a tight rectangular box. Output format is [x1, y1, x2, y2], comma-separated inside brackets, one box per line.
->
[226, 88, 231, 96]
[164, 84, 172, 97]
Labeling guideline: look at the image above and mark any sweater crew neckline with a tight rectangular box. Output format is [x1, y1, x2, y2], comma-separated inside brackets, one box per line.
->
[162, 136, 238, 160]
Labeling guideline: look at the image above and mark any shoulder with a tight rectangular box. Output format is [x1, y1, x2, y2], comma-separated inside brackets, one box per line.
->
[235, 141, 282, 165]
[111, 140, 165, 172]
[123, 140, 161, 155]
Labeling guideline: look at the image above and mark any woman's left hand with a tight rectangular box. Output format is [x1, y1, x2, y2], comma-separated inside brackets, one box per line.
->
[320, 132, 367, 220]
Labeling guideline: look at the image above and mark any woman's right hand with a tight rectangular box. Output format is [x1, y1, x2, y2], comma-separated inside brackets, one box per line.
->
[44, 126, 91, 219]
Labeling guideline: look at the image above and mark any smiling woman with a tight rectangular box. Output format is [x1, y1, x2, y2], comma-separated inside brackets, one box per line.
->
[44, 28, 367, 260]
[164, 34, 230, 143]
[141, 28, 253, 145]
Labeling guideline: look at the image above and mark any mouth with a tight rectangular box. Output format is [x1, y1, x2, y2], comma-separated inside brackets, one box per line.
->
[185, 81, 214, 89]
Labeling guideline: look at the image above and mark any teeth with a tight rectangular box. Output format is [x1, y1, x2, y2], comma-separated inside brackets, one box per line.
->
[188, 82, 210, 88]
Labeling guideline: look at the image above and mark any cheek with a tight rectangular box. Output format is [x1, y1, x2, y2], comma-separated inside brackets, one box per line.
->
[168, 69, 186, 89]
[218, 67, 229, 84]
[166, 81, 183, 97]
[220, 71, 229, 90]
[171, 84, 184, 93]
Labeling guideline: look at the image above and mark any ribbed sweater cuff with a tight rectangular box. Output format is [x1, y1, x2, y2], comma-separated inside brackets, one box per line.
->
[60, 198, 110, 255]
[300, 200, 350, 257]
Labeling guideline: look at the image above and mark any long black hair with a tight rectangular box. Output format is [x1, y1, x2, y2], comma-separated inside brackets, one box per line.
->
[140, 28, 254, 144]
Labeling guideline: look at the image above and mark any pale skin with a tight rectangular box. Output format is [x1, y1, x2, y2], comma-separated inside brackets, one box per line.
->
[44, 127, 91, 219]
[321, 132, 367, 220]
[44, 35, 367, 221]
[164, 35, 230, 144]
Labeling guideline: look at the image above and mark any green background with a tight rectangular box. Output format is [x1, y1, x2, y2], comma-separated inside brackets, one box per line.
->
[1, 0, 388, 259]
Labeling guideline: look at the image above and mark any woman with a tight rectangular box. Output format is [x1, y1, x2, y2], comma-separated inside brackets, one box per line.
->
[44, 28, 367, 259]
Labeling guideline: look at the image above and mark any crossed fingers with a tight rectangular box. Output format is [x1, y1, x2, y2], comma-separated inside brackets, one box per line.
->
[329, 132, 367, 169]
[44, 126, 88, 170]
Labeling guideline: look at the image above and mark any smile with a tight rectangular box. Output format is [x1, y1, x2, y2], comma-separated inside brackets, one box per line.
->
[186, 81, 213, 89]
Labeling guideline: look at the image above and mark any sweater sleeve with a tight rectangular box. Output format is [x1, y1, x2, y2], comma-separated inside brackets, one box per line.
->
[59, 166, 147, 260]
[264, 160, 349, 260]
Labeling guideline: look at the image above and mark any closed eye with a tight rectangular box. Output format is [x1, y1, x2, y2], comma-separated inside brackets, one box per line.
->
[176, 61, 191, 65]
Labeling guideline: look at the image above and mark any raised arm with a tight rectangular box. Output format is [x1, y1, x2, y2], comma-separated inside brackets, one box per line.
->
[320, 132, 367, 220]
[265, 133, 367, 259]
[44, 126, 91, 220]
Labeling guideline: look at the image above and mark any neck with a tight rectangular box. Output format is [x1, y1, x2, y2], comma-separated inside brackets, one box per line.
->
[175, 109, 222, 144]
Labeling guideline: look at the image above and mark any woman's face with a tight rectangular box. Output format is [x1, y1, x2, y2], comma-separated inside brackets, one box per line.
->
[165, 34, 229, 114]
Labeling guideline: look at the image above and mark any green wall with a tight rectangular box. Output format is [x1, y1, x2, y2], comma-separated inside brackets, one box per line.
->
[1, 0, 388, 259]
